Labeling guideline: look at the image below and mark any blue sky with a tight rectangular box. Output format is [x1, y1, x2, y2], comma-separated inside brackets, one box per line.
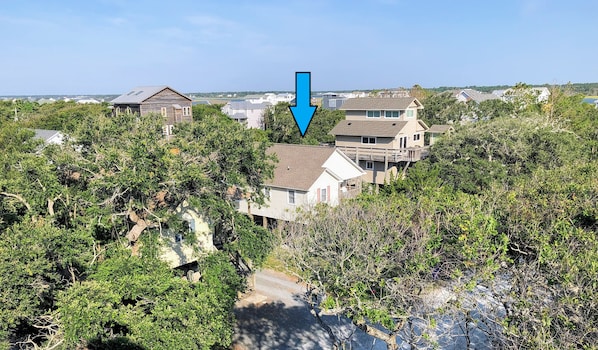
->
[1, 0, 597, 95]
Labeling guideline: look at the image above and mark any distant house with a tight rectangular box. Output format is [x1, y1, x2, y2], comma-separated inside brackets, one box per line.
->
[246, 93, 295, 105]
[455, 89, 500, 103]
[330, 97, 429, 184]
[426, 124, 455, 146]
[321, 93, 347, 110]
[159, 202, 216, 272]
[33, 129, 64, 146]
[498, 87, 551, 103]
[222, 100, 271, 129]
[236, 144, 365, 225]
[76, 98, 100, 104]
[111, 86, 193, 137]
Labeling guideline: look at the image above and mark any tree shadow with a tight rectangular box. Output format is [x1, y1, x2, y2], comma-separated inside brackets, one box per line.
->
[234, 300, 332, 349]
[86, 336, 146, 350]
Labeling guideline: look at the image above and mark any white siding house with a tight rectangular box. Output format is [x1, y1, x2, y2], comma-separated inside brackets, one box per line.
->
[237, 144, 365, 224]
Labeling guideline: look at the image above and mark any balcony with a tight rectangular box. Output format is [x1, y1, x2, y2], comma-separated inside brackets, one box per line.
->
[337, 145, 430, 163]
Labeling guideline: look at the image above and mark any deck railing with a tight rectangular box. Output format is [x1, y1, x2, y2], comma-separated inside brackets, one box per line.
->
[337, 146, 430, 163]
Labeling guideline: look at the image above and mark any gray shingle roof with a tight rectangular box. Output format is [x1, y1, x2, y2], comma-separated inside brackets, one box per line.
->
[227, 100, 271, 110]
[266, 144, 336, 191]
[329, 120, 408, 137]
[427, 124, 454, 133]
[339, 97, 421, 111]
[111, 86, 191, 104]
[459, 89, 500, 103]
[33, 129, 61, 142]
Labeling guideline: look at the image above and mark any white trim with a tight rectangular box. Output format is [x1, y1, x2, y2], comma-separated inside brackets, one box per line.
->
[365, 161, 374, 170]
[361, 136, 376, 144]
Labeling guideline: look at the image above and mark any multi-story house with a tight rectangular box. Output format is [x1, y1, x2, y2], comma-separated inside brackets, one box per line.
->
[330, 97, 429, 184]
[222, 100, 271, 129]
[111, 86, 193, 137]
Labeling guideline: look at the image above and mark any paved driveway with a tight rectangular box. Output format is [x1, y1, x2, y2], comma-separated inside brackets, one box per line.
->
[233, 269, 383, 350]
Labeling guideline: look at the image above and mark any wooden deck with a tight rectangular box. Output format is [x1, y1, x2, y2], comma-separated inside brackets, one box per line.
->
[337, 145, 430, 163]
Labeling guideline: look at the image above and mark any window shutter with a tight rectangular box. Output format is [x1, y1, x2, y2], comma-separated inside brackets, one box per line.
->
[327, 185, 331, 202]
[317, 188, 321, 202]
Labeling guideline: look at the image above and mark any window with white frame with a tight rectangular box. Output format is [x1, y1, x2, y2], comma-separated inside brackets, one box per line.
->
[406, 109, 414, 118]
[399, 136, 407, 148]
[361, 136, 376, 144]
[264, 187, 271, 199]
[365, 161, 374, 170]
[162, 124, 174, 136]
[183, 106, 191, 116]
[125, 107, 132, 115]
[385, 110, 400, 118]
[288, 190, 295, 204]
[414, 133, 420, 141]
[320, 188, 327, 202]
[161, 107, 168, 117]
[366, 110, 381, 118]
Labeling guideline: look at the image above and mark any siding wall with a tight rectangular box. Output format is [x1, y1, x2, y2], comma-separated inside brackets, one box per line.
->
[139, 89, 193, 124]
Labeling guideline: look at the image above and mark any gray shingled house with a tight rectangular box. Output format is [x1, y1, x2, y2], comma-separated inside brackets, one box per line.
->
[330, 97, 429, 184]
[111, 86, 193, 137]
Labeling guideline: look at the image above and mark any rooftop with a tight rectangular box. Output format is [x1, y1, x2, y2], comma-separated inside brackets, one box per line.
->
[111, 86, 191, 104]
[266, 144, 337, 191]
[340, 97, 421, 111]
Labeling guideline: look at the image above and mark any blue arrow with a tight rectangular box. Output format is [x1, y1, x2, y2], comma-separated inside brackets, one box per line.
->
[289, 72, 317, 137]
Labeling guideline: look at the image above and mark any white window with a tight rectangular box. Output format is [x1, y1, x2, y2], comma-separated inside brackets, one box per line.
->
[362, 136, 376, 144]
[288, 190, 295, 205]
[183, 106, 191, 116]
[414, 133, 420, 141]
[264, 187, 271, 199]
[366, 110, 381, 118]
[125, 107, 132, 115]
[399, 136, 407, 148]
[385, 110, 400, 118]
[320, 188, 327, 202]
[406, 109, 414, 118]
[162, 124, 174, 136]
[115, 107, 121, 115]
[161, 107, 168, 117]
[365, 161, 374, 170]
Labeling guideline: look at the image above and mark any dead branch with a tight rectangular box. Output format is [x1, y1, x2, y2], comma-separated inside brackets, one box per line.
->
[1, 191, 31, 211]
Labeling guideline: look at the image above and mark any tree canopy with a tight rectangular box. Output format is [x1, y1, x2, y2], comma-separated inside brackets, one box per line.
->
[0, 107, 275, 349]
[283, 86, 598, 349]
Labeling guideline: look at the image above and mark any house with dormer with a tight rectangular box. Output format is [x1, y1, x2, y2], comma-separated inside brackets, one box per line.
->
[111, 86, 193, 137]
[330, 97, 429, 184]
